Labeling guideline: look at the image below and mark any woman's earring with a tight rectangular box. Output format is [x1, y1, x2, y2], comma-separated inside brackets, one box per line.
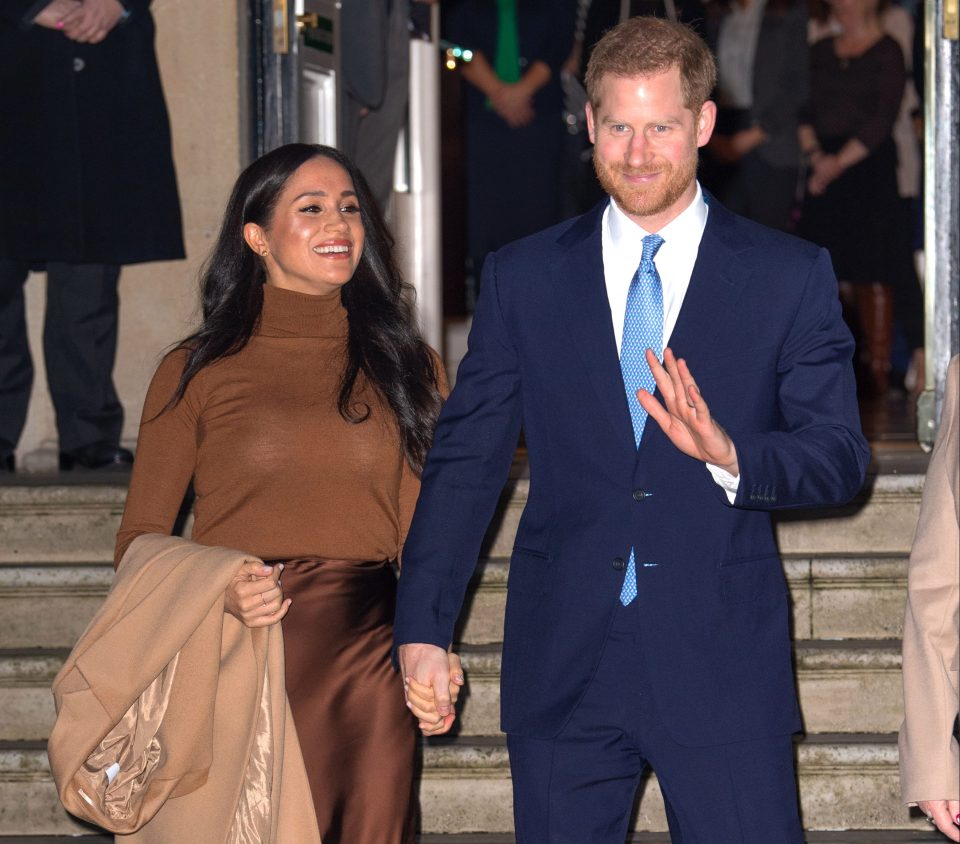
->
[261, 250, 268, 257]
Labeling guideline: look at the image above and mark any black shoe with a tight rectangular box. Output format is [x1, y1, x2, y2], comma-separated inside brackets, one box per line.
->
[1, 453, 13, 472]
[59, 442, 133, 471]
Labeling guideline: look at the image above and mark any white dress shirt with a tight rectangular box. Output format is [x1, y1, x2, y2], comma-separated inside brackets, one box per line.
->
[601, 183, 740, 499]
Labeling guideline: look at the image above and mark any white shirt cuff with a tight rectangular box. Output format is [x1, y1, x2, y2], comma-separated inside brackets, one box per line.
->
[706, 463, 740, 504]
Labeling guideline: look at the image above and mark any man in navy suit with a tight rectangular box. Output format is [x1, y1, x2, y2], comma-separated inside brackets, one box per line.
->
[395, 16, 869, 842]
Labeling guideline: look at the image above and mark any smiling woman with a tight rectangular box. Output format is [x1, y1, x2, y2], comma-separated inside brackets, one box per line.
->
[112, 144, 461, 843]
[242, 156, 366, 297]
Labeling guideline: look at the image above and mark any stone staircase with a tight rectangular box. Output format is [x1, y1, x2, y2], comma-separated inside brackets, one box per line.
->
[0, 464, 944, 841]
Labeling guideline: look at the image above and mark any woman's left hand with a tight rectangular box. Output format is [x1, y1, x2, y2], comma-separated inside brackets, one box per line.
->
[919, 800, 960, 842]
[59, 0, 124, 43]
[405, 652, 464, 736]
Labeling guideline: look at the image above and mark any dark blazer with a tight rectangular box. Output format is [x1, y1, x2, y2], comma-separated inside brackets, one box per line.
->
[0, 0, 183, 265]
[395, 197, 869, 746]
[706, 0, 809, 169]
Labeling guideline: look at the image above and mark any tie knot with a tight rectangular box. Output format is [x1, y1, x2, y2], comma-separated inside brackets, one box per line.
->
[641, 234, 664, 265]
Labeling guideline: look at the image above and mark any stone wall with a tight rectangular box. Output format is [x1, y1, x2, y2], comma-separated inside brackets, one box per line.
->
[17, 0, 244, 471]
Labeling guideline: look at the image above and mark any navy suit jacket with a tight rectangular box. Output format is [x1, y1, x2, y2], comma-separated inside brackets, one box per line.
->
[394, 197, 870, 746]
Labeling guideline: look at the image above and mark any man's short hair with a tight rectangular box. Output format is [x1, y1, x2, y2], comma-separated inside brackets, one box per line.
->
[584, 16, 717, 113]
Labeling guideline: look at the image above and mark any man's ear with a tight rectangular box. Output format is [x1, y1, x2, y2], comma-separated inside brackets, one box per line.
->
[243, 222, 269, 257]
[696, 100, 717, 149]
[585, 101, 597, 145]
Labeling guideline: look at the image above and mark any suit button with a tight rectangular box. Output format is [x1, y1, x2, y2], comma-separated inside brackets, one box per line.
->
[632, 489, 646, 501]
[73, 57, 85, 72]
[612, 557, 626, 571]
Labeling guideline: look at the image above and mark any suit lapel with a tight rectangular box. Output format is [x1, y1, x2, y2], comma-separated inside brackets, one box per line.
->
[554, 203, 638, 460]
[668, 200, 751, 364]
[552, 197, 753, 463]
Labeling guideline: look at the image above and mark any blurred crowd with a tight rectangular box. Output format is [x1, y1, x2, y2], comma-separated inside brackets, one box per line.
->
[442, 0, 926, 407]
[0, 0, 929, 477]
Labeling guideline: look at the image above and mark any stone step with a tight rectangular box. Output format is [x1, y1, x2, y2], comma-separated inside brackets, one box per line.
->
[0, 473, 925, 567]
[483, 473, 925, 560]
[418, 836, 948, 843]
[0, 836, 945, 844]
[0, 566, 112, 650]
[0, 550, 910, 652]
[0, 484, 126, 565]
[794, 640, 903, 733]
[453, 640, 903, 737]
[421, 735, 926, 835]
[0, 640, 903, 744]
[0, 651, 66, 742]
[0, 835, 946, 843]
[457, 553, 909, 646]
[0, 736, 927, 837]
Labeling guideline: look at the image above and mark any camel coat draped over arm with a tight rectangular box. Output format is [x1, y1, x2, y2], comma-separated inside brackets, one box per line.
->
[899, 355, 960, 805]
[47, 533, 321, 842]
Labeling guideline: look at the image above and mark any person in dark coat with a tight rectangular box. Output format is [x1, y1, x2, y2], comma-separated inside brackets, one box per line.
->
[442, 0, 576, 305]
[700, 0, 808, 232]
[0, 0, 183, 472]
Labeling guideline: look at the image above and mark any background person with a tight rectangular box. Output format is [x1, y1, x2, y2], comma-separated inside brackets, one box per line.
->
[899, 355, 960, 842]
[797, 0, 905, 398]
[442, 0, 575, 306]
[700, 0, 808, 231]
[807, 0, 925, 396]
[115, 144, 459, 844]
[0, 0, 184, 472]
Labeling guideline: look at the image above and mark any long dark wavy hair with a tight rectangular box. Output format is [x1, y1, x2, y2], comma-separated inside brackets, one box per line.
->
[168, 143, 443, 473]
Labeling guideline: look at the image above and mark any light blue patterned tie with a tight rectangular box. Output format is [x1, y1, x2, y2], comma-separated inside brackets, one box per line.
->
[619, 233, 664, 606]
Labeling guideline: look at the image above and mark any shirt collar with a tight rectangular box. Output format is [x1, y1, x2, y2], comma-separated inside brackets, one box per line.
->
[607, 182, 708, 253]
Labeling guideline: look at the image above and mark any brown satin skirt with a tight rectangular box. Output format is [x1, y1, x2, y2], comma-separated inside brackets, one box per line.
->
[279, 558, 416, 844]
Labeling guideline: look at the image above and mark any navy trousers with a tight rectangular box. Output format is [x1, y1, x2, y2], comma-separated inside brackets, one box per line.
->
[507, 600, 804, 843]
[0, 259, 123, 456]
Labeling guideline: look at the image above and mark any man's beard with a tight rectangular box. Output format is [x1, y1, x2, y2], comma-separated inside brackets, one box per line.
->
[593, 149, 698, 220]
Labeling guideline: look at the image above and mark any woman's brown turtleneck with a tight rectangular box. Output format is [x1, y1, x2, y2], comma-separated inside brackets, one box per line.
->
[115, 283, 444, 566]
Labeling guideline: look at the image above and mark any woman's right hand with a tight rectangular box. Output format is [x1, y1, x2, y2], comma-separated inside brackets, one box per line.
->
[224, 559, 291, 627]
[919, 800, 960, 842]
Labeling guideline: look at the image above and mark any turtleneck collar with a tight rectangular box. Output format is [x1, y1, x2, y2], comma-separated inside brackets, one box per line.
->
[258, 282, 349, 339]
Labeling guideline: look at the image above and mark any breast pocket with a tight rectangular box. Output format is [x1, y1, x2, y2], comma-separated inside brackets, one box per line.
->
[692, 345, 778, 380]
[508, 547, 551, 596]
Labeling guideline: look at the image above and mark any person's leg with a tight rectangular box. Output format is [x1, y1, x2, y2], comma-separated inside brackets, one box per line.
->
[644, 727, 803, 842]
[854, 281, 894, 398]
[43, 263, 124, 454]
[508, 609, 649, 843]
[0, 259, 33, 465]
[282, 560, 417, 844]
[350, 0, 410, 214]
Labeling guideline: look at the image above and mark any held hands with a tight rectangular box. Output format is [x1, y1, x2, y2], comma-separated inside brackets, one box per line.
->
[35, 0, 124, 43]
[637, 347, 739, 476]
[398, 643, 465, 736]
[224, 559, 291, 628]
[918, 800, 960, 842]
